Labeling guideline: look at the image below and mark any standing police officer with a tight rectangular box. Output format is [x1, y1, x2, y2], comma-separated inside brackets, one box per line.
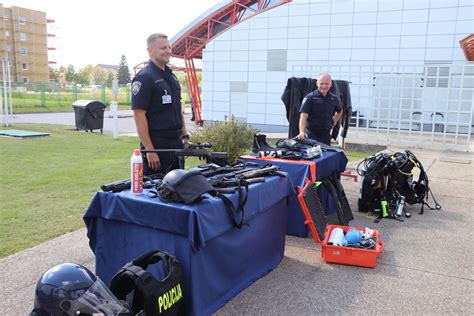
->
[131, 33, 189, 175]
[297, 73, 343, 145]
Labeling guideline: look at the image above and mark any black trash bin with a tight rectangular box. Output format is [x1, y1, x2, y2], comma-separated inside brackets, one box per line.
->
[72, 100, 106, 133]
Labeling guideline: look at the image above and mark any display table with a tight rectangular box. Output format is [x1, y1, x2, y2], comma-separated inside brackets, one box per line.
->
[84, 175, 293, 316]
[240, 150, 348, 237]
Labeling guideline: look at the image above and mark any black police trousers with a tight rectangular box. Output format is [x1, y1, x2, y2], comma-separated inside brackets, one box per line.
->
[307, 128, 332, 146]
[141, 132, 184, 176]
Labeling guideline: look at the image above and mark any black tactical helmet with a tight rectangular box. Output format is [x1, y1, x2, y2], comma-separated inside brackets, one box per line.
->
[156, 169, 215, 204]
[31, 263, 130, 316]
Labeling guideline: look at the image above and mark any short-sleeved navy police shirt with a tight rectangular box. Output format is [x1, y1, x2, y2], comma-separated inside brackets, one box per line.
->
[299, 90, 342, 131]
[131, 60, 182, 131]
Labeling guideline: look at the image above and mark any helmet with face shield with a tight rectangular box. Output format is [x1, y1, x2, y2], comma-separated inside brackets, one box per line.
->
[30, 262, 130, 316]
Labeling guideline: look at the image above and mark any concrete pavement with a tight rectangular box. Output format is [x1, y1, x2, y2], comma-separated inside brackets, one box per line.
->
[1, 112, 473, 315]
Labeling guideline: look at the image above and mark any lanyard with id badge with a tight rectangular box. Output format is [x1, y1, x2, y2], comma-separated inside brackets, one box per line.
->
[162, 89, 172, 105]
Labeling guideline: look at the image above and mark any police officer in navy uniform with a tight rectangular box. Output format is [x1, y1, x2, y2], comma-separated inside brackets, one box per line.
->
[297, 73, 343, 145]
[131, 33, 189, 176]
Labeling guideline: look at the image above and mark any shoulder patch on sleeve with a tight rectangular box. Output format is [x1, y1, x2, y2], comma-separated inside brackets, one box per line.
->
[132, 81, 142, 95]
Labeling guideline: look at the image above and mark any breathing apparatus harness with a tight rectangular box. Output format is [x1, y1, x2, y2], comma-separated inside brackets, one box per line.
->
[357, 150, 441, 222]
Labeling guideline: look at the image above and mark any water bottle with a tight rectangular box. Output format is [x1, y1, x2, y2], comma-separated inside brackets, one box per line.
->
[131, 149, 143, 194]
[396, 196, 405, 217]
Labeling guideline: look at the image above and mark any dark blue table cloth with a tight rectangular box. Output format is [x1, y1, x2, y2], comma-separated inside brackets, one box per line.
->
[240, 150, 348, 237]
[84, 175, 293, 316]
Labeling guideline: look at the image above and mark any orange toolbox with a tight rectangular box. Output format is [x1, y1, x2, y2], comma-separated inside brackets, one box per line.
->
[297, 181, 384, 268]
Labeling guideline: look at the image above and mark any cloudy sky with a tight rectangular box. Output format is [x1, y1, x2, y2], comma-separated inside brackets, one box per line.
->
[4, 0, 222, 68]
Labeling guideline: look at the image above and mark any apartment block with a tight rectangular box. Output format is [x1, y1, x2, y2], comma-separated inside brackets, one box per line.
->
[1, 4, 51, 83]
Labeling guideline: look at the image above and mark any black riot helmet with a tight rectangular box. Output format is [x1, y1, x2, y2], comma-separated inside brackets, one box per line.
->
[156, 169, 215, 204]
[31, 263, 130, 316]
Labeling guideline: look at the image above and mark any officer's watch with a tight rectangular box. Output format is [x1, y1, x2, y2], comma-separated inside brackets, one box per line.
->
[181, 134, 190, 140]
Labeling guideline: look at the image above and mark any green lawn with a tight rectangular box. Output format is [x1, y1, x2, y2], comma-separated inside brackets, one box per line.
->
[0, 124, 370, 258]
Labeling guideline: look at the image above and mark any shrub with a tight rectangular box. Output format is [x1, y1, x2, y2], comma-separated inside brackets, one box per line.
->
[191, 116, 258, 162]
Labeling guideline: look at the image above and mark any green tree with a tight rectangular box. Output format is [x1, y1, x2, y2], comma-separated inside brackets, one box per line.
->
[92, 67, 107, 85]
[117, 54, 131, 84]
[76, 65, 93, 85]
[106, 70, 115, 86]
[64, 64, 77, 83]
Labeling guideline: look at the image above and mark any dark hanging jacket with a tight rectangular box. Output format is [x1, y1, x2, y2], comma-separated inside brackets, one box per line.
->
[281, 77, 317, 138]
[330, 80, 352, 139]
[281, 77, 352, 139]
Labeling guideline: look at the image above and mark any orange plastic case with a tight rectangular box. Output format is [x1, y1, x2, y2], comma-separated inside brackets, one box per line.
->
[297, 181, 384, 268]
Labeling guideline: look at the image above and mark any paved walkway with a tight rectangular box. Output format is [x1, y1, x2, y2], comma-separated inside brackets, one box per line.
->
[1, 112, 473, 314]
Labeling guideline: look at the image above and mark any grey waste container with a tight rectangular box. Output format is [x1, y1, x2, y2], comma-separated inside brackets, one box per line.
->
[72, 100, 106, 133]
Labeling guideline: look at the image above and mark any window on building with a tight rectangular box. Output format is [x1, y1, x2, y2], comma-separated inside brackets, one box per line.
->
[21, 47, 27, 55]
[4, 15, 9, 20]
[19, 16, 26, 25]
[23, 77, 29, 84]
[22, 63, 28, 70]
[5, 31, 9, 37]
[20, 33, 27, 41]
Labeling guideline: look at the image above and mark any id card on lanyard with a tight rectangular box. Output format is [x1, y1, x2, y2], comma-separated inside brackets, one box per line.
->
[162, 89, 172, 104]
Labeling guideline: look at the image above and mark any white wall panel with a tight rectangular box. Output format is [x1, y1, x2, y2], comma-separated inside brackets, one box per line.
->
[308, 37, 330, 49]
[214, 41, 231, 51]
[250, 50, 267, 61]
[269, 3, 289, 17]
[248, 60, 267, 71]
[353, 12, 377, 24]
[307, 49, 330, 61]
[378, 0, 402, 11]
[249, 17, 268, 29]
[231, 50, 249, 61]
[247, 81, 266, 93]
[331, 13, 353, 25]
[288, 27, 309, 39]
[267, 71, 288, 83]
[352, 49, 375, 60]
[232, 20, 249, 30]
[354, 0, 378, 12]
[288, 38, 308, 49]
[400, 35, 427, 48]
[309, 26, 331, 37]
[288, 47, 308, 61]
[404, 0, 430, 10]
[248, 72, 267, 82]
[266, 81, 284, 94]
[269, 28, 288, 39]
[430, 0, 459, 8]
[352, 36, 376, 49]
[456, 20, 474, 34]
[331, 0, 354, 13]
[329, 49, 352, 60]
[309, 2, 331, 15]
[399, 48, 425, 61]
[230, 71, 248, 81]
[289, 14, 309, 27]
[203, 61, 214, 72]
[214, 61, 231, 72]
[426, 35, 455, 48]
[457, 6, 474, 20]
[425, 48, 453, 61]
[213, 81, 229, 92]
[268, 39, 288, 49]
[353, 24, 377, 36]
[309, 14, 331, 27]
[213, 91, 229, 102]
[429, 7, 458, 22]
[269, 16, 289, 28]
[230, 61, 248, 72]
[289, 3, 310, 16]
[249, 29, 268, 40]
[402, 23, 428, 36]
[330, 37, 352, 49]
[428, 21, 456, 35]
[402, 10, 429, 23]
[375, 48, 399, 61]
[330, 25, 353, 37]
[249, 39, 267, 50]
[376, 24, 402, 36]
[231, 30, 249, 41]
[248, 92, 266, 104]
[376, 36, 400, 49]
[213, 72, 230, 82]
[213, 101, 230, 112]
[213, 51, 231, 61]
[265, 114, 285, 125]
[247, 113, 266, 124]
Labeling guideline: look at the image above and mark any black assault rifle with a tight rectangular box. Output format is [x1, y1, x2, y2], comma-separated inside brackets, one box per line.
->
[101, 174, 163, 193]
[141, 142, 229, 171]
